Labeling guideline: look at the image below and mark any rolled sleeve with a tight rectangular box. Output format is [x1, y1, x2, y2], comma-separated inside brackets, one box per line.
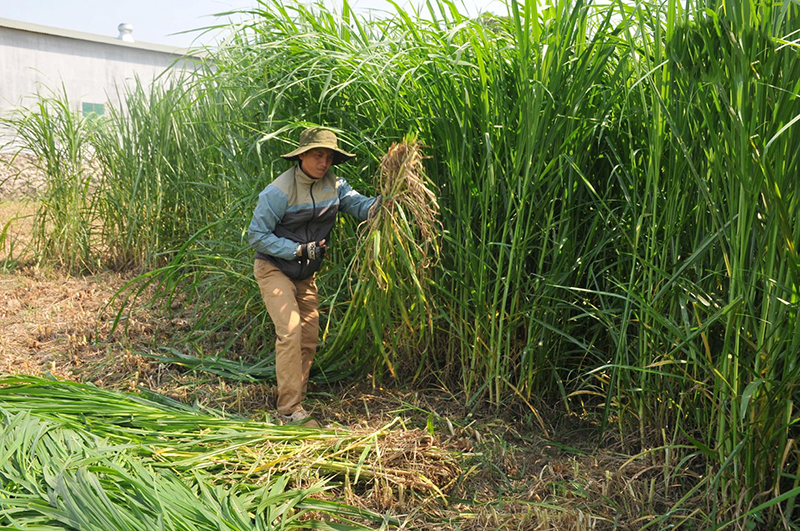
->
[248, 185, 299, 260]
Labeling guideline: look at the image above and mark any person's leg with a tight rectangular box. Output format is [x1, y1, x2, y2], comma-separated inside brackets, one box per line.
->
[295, 274, 319, 396]
[254, 259, 304, 415]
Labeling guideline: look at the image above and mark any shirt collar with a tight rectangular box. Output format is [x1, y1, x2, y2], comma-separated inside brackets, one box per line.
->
[294, 163, 329, 184]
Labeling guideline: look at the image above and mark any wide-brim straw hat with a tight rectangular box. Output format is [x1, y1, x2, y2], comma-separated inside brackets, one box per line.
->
[280, 127, 356, 165]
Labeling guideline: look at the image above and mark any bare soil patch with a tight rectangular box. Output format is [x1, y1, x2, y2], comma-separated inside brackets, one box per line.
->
[0, 265, 280, 414]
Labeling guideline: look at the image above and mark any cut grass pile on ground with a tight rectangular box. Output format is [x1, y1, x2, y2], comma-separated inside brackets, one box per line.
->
[0, 378, 392, 530]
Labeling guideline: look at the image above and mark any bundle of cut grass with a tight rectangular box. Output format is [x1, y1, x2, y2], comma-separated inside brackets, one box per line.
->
[368, 138, 441, 277]
[338, 138, 441, 378]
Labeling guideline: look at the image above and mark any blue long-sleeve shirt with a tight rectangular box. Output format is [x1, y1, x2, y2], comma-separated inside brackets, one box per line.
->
[248, 164, 378, 280]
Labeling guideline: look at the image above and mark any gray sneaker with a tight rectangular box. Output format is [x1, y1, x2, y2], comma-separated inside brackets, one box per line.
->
[278, 407, 311, 424]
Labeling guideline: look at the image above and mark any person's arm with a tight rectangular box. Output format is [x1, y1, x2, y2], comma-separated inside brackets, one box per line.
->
[248, 185, 301, 260]
[337, 177, 380, 222]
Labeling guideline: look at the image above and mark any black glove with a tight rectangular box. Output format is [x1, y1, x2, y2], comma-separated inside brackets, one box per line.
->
[300, 241, 326, 260]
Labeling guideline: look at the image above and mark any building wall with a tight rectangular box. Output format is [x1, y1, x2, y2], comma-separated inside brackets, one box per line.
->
[0, 21, 200, 145]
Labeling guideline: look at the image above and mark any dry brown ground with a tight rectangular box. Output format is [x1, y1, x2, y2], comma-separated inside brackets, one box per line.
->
[0, 156, 684, 530]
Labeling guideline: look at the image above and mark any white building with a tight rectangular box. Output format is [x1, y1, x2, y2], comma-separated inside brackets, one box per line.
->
[0, 17, 203, 131]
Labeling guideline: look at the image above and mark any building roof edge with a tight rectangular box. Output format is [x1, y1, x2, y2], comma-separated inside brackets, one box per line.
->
[0, 17, 208, 58]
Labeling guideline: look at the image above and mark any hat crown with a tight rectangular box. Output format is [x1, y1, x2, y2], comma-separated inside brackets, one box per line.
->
[298, 128, 339, 150]
[279, 126, 356, 165]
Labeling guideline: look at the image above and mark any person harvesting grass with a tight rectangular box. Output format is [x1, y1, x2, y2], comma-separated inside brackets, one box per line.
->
[248, 127, 381, 425]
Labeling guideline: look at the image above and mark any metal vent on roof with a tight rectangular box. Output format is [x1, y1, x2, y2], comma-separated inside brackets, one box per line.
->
[117, 23, 134, 42]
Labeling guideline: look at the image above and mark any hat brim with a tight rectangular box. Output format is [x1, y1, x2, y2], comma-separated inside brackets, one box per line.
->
[280, 143, 356, 165]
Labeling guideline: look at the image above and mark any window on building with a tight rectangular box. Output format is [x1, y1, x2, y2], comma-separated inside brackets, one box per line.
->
[81, 102, 105, 117]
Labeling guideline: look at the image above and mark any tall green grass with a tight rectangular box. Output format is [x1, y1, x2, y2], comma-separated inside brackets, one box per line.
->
[608, 2, 800, 524]
[7, 0, 800, 525]
[3, 88, 100, 271]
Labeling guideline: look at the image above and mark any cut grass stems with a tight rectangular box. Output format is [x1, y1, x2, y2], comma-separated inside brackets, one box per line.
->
[0, 376, 459, 502]
[0, 376, 461, 529]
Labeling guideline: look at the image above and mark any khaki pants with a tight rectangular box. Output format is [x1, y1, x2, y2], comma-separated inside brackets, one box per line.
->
[254, 259, 319, 415]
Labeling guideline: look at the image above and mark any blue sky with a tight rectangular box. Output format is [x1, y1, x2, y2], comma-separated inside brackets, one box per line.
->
[2, 0, 504, 48]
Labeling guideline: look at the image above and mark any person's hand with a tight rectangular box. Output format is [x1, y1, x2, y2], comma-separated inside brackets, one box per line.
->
[369, 196, 391, 219]
[300, 239, 327, 260]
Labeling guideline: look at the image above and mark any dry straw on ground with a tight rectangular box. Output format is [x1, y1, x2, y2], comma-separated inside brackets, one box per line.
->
[225, 418, 462, 509]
